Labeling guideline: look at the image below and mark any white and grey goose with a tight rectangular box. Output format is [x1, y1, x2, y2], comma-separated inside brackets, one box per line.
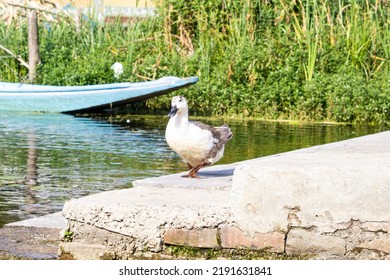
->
[165, 96, 233, 178]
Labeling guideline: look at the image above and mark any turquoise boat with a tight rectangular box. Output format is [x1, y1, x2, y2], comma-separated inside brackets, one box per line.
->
[0, 76, 198, 113]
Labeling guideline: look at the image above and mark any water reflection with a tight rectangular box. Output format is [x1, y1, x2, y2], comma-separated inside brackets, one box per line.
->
[0, 112, 387, 227]
[26, 133, 39, 186]
[0, 112, 176, 226]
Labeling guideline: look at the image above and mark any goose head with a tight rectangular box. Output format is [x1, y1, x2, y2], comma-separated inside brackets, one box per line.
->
[168, 96, 188, 118]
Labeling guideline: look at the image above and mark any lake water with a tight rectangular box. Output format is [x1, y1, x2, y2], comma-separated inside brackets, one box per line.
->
[0, 112, 387, 227]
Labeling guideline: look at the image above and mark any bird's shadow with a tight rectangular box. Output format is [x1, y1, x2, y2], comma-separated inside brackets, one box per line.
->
[197, 168, 235, 178]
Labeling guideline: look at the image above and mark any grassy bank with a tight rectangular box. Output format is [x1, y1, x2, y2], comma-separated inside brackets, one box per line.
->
[0, 0, 389, 124]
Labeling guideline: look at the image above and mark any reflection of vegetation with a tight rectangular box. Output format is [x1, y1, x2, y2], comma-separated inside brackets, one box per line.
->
[0, 0, 388, 124]
[0, 175, 25, 186]
[26, 134, 38, 186]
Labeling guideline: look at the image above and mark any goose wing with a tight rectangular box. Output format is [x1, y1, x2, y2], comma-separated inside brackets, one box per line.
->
[192, 122, 233, 158]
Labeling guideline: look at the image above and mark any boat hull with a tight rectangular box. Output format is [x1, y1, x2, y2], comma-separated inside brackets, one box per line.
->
[0, 76, 198, 113]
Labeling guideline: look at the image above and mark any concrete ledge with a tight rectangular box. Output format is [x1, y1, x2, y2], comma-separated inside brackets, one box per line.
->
[59, 130, 390, 259]
[61, 185, 233, 259]
[132, 164, 236, 189]
[232, 130, 390, 259]
[232, 154, 390, 233]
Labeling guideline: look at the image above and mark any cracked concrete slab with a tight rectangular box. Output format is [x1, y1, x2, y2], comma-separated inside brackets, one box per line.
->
[232, 130, 390, 235]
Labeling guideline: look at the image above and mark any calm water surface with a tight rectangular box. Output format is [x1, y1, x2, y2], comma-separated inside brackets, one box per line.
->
[0, 112, 387, 227]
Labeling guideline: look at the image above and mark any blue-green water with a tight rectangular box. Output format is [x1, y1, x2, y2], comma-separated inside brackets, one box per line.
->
[0, 112, 387, 227]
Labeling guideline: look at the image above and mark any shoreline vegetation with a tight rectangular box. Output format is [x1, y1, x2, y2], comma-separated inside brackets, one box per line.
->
[0, 0, 389, 124]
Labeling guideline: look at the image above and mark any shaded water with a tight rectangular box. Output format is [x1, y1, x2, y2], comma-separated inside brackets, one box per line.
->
[0, 112, 387, 227]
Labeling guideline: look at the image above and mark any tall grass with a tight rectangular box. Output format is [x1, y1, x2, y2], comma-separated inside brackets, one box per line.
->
[0, 21, 29, 81]
[0, 0, 389, 124]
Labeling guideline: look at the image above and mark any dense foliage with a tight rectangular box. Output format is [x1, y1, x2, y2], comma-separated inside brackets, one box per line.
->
[0, 0, 389, 124]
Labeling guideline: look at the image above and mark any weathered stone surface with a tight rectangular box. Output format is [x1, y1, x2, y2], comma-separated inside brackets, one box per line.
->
[219, 225, 284, 253]
[59, 242, 109, 260]
[232, 131, 390, 234]
[164, 228, 219, 248]
[346, 248, 390, 260]
[323, 220, 390, 259]
[0, 226, 60, 259]
[62, 184, 232, 256]
[359, 236, 390, 254]
[286, 229, 345, 257]
[359, 222, 390, 233]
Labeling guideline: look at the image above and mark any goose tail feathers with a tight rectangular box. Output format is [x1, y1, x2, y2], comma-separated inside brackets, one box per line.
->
[215, 124, 233, 143]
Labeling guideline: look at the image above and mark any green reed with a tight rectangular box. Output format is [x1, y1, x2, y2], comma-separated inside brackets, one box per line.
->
[0, 0, 389, 124]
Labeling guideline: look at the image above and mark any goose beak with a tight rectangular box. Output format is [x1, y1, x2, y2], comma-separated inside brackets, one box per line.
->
[168, 105, 178, 117]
